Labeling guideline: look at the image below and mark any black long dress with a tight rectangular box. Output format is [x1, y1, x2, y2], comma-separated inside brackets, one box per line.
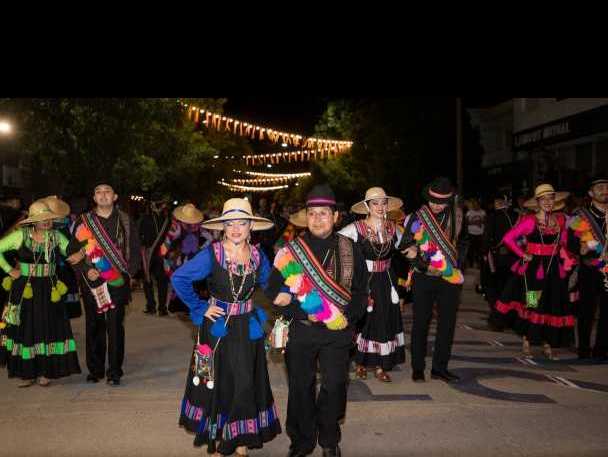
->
[172, 242, 281, 455]
[0, 227, 81, 380]
[489, 213, 576, 347]
[339, 220, 406, 370]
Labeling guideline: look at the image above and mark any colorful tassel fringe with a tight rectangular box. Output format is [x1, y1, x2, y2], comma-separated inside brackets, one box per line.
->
[274, 247, 348, 330]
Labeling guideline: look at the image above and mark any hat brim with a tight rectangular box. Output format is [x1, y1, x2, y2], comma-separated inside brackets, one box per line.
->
[351, 196, 403, 215]
[289, 209, 308, 228]
[202, 213, 274, 231]
[387, 208, 406, 222]
[523, 191, 569, 210]
[38, 198, 70, 218]
[19, 212, 61, 225]
[422, 185, 454, 204]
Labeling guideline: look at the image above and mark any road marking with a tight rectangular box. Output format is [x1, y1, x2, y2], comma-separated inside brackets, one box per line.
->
[515, 357, 539, 367]
[488, 339, 504, 347]
[546, 375, 582, 389]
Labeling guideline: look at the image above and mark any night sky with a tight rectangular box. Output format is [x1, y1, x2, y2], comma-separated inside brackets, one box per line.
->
[224, 96, 510, 136]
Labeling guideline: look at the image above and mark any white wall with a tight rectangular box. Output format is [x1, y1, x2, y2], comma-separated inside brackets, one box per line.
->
[514, 98, 608, 132]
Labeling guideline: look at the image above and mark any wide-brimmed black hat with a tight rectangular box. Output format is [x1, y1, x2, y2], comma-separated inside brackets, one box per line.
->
[590, 175, 608, 189]
[422, 177, 455, 204]
[306, 184, 337, 209]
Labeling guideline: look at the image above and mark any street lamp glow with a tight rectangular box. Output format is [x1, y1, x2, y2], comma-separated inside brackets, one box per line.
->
[0, 121, 12, 134]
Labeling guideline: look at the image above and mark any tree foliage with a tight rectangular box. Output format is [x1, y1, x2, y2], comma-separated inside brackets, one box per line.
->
[0, 98, 248, 203]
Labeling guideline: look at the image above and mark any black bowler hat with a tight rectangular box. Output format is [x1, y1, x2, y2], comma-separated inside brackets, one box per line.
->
[422, 177, 455, 204]
[306, 184, 337, 209]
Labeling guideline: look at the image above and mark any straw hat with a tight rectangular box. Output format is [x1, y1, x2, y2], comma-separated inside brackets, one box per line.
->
[387, 208, 406, 223]
[173, 203, 204, 225]
[289, 208, 308, 228]
[523, 184, 569, 210]
[351, 187, 403, 215]
[19, 201, 61, 225]
[38, 195, 70, 218]
[202, 198, 273, 231]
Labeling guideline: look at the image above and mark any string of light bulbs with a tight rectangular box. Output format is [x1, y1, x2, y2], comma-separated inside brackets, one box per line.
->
[181, 101, 353, 151]
[243, 149, 346, 165]
[218, 180, 289, 193]
[233, 170, 311, 179]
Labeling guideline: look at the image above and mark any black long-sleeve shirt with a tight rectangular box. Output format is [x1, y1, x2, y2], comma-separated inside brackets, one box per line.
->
[265, 231, 368, 328]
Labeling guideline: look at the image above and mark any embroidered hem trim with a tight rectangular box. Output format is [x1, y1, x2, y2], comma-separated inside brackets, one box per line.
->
[356, 332, 405, 355]
[495, 300, 575, 328]
[5, 338, 77, 359]
[181, 398, 279, 441]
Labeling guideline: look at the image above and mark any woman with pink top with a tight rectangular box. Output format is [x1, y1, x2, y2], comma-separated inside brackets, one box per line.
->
[489, 184, 576, 360]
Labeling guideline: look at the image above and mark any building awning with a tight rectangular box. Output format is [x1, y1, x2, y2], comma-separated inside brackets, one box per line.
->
[513, 104, 608, 151]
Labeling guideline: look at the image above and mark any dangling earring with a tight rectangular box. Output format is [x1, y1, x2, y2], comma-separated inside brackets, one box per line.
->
[247, 233, 251, 244]
[222, 231, 227, 242]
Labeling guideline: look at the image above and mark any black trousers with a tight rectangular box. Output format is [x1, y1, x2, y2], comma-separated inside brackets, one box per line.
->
[284, 322, 353, 452]
[577, 265, 608, 356]
[143, 255, 169, 311]
[411, 272, 461, 372]
[82, 289, 126, 379]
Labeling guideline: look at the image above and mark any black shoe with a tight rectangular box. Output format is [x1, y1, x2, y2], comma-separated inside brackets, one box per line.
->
[322, 446, 341, 457]
[158, 308, 168, 317]
[412, 370, 425, 382]
[431, 369, 460, 383]
[86, 374, 100, 383]
[143, 307, 156, 314]
[107, 377, 121, 386]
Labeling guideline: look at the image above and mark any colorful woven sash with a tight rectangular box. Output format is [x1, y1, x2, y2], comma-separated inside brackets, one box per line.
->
[274, 236, 350, 330]
[411, 206, 464, 285]
[75, 212, 126, 287]
[570, 207, 607, 272]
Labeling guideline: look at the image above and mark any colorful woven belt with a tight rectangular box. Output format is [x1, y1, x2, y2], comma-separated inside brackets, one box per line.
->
[366, 259, 391, 272]
[19, 263, 55, 277]
[209, 296, 254, 316]
[526, 242, 557, 256]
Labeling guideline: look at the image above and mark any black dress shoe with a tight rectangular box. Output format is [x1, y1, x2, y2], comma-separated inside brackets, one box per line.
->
[322, 446, 341, 457]
[107, 377, 121, 386]
[158, 308, 168, 317]
[143, 307, 156, 314]
[431, 369, 460, 383]
[86, 374, 100, 383]
[412, 370, 425, 382]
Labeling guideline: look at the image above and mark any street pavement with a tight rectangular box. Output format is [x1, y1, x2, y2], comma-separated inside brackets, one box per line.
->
[2, 270, 608, 457]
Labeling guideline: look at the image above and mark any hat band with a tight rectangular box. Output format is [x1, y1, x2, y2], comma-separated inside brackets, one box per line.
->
[428, 189, 453, 199]
[222, 208, 252, 217]
[307, 197, 336, 206]
[536, 191, 555, 198]
[366, 195, 388, 201]
[592, 179, 608, 186]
